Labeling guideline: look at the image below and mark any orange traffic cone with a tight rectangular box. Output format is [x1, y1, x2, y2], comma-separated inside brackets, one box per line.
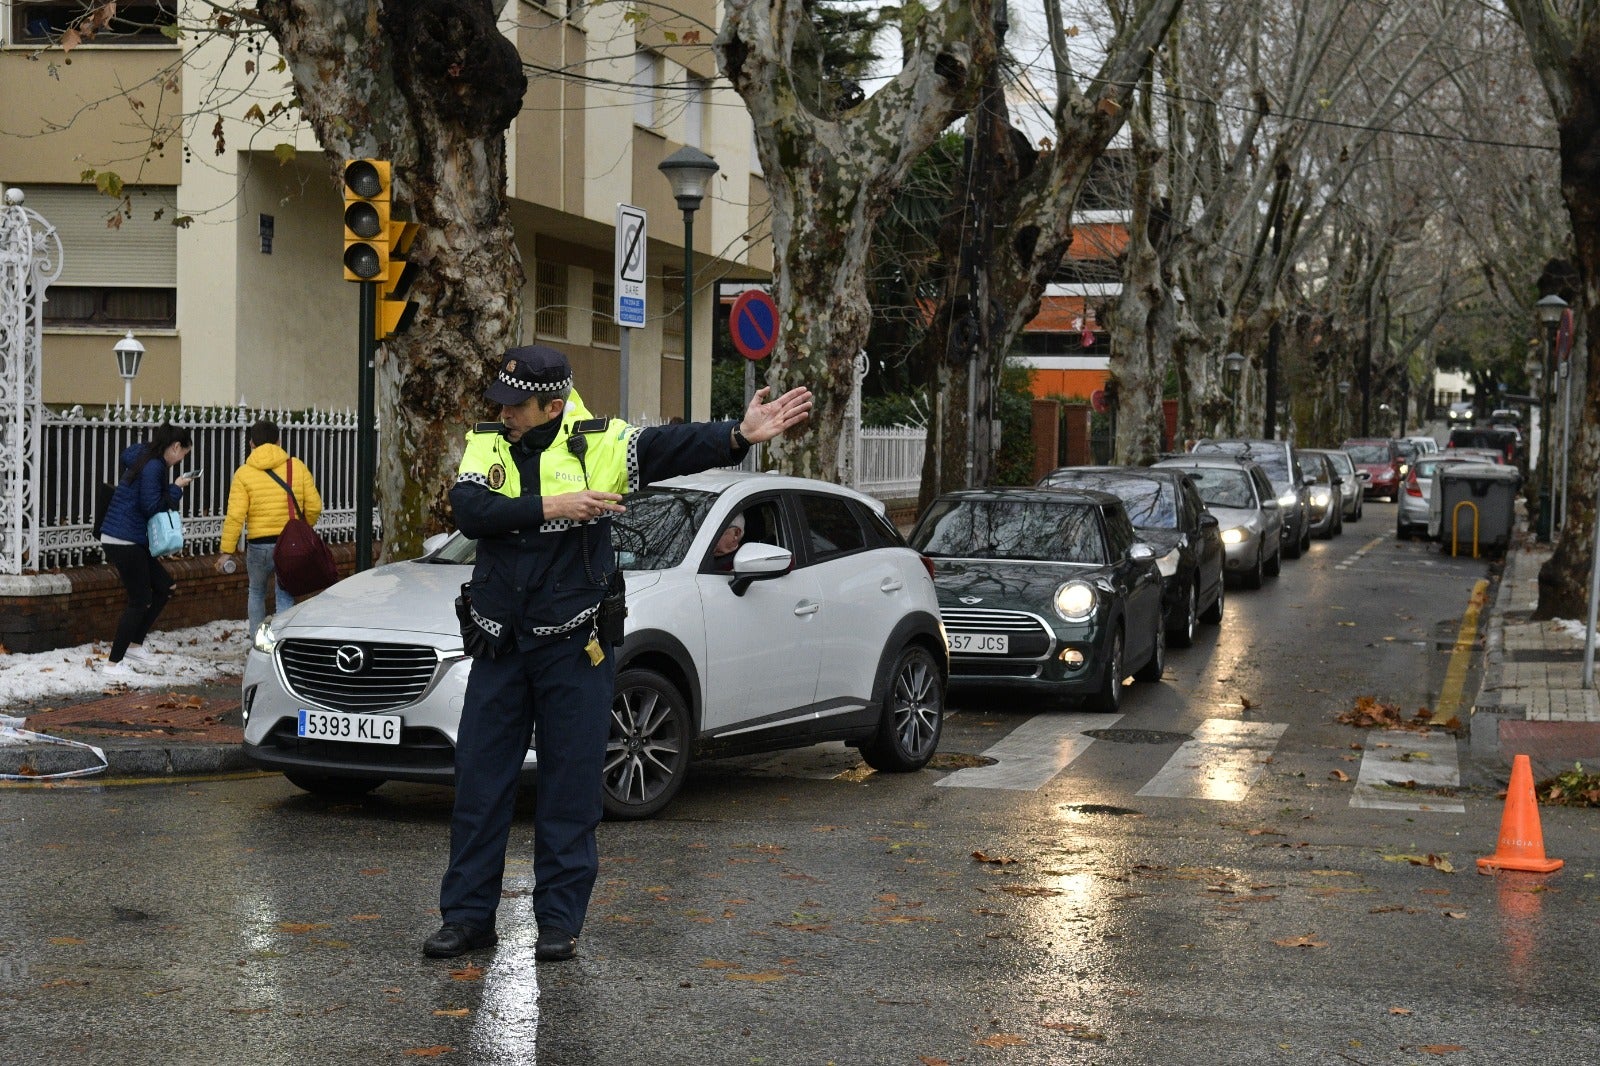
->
[1477, 754, 1564, 874]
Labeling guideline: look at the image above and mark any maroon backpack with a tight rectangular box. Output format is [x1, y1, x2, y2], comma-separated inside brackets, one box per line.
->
[265, 461, 339, 596]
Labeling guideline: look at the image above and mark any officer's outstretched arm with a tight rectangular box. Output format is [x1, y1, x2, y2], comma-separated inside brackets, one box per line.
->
[449, 480, 546, 539]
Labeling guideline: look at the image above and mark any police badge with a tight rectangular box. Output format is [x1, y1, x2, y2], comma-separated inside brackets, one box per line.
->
[488, 463, 507, 490]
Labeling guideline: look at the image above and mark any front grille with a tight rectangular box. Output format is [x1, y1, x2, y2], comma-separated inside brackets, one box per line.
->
[278, 638, 442, 712]
[952, 661, 1041, 679]
[940, 607, 1053, 659]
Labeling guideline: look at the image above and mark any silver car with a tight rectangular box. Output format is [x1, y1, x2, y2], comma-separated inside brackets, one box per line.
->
[241, 472, 949, 819]
[1303, 447, 1365, 522]
[1153, 456, 1283, 589]
[1399, 454, 1481, 539]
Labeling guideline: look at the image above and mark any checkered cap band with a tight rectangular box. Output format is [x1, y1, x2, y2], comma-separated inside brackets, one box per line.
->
[498, 368, 572, 395]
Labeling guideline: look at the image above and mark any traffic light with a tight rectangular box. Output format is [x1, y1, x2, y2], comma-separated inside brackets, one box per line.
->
[376, 218, 420, 339]
[342, 159, 391, 282]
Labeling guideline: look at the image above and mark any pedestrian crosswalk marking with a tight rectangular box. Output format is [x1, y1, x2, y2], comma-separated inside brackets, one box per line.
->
[935, 713, 1118, 791]
[1135, 719, 1287, 802]
[1350, 730, 1464, 813]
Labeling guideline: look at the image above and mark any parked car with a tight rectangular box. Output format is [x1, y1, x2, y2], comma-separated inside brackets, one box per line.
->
[1342, 438, 1404, 500]
[1447, 400, 1474, 424]
[907, 488, 1165, 712]
[1304, 447, 1365, 522]
[241, 472, 949, 818]
[1427, 459, 1520, 542]
[1398, 454, 1483, 539]
[1296, 450, 1343, 538]
[1152, 455, 1284, 589]
[1190, 438, 1311, 558]
[1400, 435, 1440, 457]
[1489, 408, 1523, 429]
[1447, 426, 1518, 465]
[1037, 466, 1225, 645]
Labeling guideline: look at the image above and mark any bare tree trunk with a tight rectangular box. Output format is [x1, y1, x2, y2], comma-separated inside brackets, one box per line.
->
[260, 0, 526, 560]
[1111, 86, 1173, 464]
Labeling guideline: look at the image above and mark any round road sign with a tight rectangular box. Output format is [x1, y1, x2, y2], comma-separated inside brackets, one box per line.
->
[730, 290, 779, 361]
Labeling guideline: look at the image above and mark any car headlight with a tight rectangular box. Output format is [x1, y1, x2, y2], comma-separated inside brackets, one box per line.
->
[1277, 493, 1298, 508]
[1155, 548, 1179, 578]
[1221, 527, 1247, 545]
[253, 620, 279, 654]
[1310, 490, 1331, 507]
[1054, 580, 1097, 622]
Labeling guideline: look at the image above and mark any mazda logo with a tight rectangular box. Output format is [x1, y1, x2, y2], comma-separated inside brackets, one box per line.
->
[334, 644, 367, 674]
[960, 596, 983, 605]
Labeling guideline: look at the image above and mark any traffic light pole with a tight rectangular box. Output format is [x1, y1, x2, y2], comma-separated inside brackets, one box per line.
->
[356, 280, 377, 571]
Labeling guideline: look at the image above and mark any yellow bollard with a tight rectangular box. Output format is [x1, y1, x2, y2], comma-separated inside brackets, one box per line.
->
[1451, 500, 1480, 559]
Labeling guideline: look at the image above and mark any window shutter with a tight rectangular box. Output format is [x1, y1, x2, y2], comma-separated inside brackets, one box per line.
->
[13, 185, 177, 287]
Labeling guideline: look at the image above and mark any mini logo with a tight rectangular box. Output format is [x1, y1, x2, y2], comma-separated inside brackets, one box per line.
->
[487, 463, 506, 490]
[335, 644, 366, 674]
[960, 596, 983, 605]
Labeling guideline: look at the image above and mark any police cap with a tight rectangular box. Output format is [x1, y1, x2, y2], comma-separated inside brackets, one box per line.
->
[485, 344, 574, 405]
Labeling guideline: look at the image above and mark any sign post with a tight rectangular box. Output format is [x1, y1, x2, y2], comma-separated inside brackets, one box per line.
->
[615, 204, 647, 417]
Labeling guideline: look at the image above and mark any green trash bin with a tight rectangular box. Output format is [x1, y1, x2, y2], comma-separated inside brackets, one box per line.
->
[1439, 464, 1520, 555]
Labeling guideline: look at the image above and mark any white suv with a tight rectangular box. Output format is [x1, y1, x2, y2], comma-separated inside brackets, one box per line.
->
[241, 472, 948, 818]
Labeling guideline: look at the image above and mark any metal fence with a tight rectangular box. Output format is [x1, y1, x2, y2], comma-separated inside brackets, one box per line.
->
[31, 406, 925, 572]
[37, 404, 370, 570]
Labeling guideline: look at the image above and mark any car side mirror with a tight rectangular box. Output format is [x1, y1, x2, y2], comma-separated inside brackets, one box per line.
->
[1302, 473, 1317, 486]
[1357, 470, 1372, 482]
[729, 542, 794, 596]
[1331, 476, 1343, 487]
[421, 532, 451, 557]
[1261, 498, 1280, 510]
[1128, 543, 1157, 563]
[1199, 512, 1220, 530]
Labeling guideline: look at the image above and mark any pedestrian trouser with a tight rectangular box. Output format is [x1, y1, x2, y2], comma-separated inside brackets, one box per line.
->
[103, 543, 174, 661]
[246, 541, 295, 639]
[439, 626, 613, 937]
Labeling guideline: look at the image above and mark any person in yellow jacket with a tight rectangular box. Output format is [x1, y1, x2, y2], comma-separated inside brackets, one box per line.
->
[216, 419, 323, 639]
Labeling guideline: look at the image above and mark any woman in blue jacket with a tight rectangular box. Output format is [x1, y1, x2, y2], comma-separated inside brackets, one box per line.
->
[99, 422, 194, 675]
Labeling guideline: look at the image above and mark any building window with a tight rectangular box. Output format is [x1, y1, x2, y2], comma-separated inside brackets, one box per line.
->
[534, 261, 568, 339]
[591, 280, 618, 347]
[685, 78, 708, 148]
[633, 51, 661, 128]
[661, 268, 684, 355]
[11, 1, 178, 45]
[42, 286, 175, 328]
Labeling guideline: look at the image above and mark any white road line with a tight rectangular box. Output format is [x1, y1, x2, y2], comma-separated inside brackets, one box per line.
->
[1350, 731, 1465, 813]
[936, 712, 1118, 791]
[1335, 536, 1386, 571]
[1135, 719, 1287, 802]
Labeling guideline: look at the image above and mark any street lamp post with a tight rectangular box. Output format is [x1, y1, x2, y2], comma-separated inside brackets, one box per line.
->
[658, 146, 719, 422]
[1536, 294, 1568, 542]
[1223, 351, 1245, 436]
[112, 330, 145, 411]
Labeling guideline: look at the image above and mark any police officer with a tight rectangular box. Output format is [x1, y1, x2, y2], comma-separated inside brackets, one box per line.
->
[424, 343, 812, 962]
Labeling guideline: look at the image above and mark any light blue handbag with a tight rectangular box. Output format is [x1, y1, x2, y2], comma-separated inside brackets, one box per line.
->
[146, 509, 184, 557]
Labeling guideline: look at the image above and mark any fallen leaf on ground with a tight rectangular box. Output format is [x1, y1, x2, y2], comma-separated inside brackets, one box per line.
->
[1418, 1046, 1467, 1055]
[725, 971, 786, 982]
[1273, 935, 1328, 949]
[276, 923, 330, 935]
[448, 965, 484, 982]
[401, 1048, 454, 1058]
[432, 1008, 470, 1017]
[1390, 1007, 1413, 1015]
[48, 936, 85, 946]
[699, 959, 741, 969]
[920, 1058, 950, 1066]
[1329, 769, 1350, 782]
[972, 851, 1017, 865]
[975, 1034, 1027, 1048]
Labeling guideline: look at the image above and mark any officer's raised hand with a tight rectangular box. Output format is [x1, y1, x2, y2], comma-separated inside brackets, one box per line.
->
[546, 489, 625, 522]
[737, 386, 813, 444]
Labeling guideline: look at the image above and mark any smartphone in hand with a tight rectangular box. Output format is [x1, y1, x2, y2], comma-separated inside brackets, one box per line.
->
[177, 468, 202, 480]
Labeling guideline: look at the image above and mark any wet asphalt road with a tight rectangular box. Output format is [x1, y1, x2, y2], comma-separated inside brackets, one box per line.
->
[4, 500, 1599, 1065]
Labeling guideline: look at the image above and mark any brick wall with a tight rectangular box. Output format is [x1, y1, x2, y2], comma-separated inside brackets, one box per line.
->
[0, 542, 368, 653]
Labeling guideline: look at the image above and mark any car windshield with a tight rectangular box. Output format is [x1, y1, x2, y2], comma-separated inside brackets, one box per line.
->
[1323, 452, 1354, 475]
[910, 499, 1107, 564]
[429, 487, 718, 571]
[1304, 459, 1331, 484]
[1174, 468, 1255, 509]
[1043, 474, 1175, 529]
[1346, 444, 1391, 463]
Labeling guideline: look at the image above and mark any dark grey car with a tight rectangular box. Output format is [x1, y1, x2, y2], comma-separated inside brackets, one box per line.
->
[1190, 439, 1312, 559]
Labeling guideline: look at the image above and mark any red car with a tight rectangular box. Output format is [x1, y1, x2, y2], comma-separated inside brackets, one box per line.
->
[1341, 439, 1404, 500]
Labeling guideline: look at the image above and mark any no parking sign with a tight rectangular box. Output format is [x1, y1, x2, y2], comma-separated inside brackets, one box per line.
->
[730, 290, 778, 360]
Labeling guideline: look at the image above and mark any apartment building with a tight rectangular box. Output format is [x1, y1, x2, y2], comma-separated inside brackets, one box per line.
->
[0, 0, 769, 420]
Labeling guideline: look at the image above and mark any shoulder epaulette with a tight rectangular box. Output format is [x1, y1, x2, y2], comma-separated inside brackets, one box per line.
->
[570, 417, 609, 435]
[472, 422, 507, 435]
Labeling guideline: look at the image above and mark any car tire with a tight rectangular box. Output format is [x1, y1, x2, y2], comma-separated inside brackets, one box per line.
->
[1300, 523, 1312, 553]
[1086, 629, 1124, 713]
[1134, 623, 1165, 683]
[283, 772, 382, 798]
[1169, 582, 1198, 648]
[1201, 577, 1224, 625]
[603, 667, 692, 821]
[860, 644, 945, 773]
[1264, 542, 1282, 577]
[1284, 528, 1302, 559]
[1244, 546, 1265, 589]
[1352, 498, 1363, 522]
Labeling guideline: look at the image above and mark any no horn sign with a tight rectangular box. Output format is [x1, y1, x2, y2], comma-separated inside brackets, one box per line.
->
[730, 290, 778, 360]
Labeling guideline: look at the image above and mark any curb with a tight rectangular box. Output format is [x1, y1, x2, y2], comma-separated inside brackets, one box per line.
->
[0, 740, 250, 780]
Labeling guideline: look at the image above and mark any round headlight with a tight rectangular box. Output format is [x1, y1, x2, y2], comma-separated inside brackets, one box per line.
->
[1054, 580, 1097, 622]
[1221, 527, 1246, 545]
[1311, 490, 1331, 506]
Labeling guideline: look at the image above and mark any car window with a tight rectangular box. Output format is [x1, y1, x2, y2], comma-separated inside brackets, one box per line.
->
[1091, 478, 1177, 529]
[1345, 444, 1392, 464]
[909, 499, 1108, 564]
[1251, 467, 1275, 502]
[796, 493, 869, 563]
[1305, 456, 1331, 484]
[1325, 451, 1354, 475]
[857, 502, 908, 549]
[1102, 504, 1137, 556]
[610, 488, 718, 570]
[1180, 467, 1255, 508]
[701, 496, 791, 572]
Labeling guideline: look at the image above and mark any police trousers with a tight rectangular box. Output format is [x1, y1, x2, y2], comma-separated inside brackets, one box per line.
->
[438, 625, 613, 937]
